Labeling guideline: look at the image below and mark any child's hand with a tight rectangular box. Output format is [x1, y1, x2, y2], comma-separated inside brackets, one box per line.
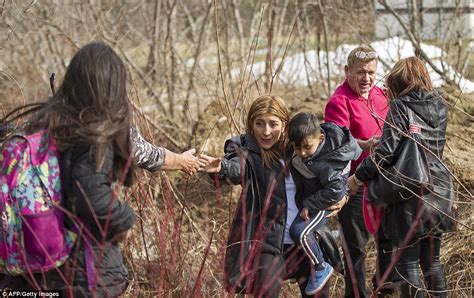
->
[300, 207, 310, 221]
[198, 154, 222, 173]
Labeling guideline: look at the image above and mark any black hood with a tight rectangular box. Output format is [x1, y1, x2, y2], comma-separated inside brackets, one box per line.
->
[316, 122, 362, 163]
[398, 90, 448, 129]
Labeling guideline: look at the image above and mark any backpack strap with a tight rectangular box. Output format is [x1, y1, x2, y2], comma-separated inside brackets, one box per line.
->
[22, 130, 60, 206]
[22, 130, 52, 166]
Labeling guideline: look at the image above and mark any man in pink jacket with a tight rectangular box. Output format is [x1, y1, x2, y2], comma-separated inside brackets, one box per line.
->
[324, 46, 394, 297]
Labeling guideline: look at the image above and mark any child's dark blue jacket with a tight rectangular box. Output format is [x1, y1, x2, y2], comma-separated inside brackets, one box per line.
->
[291, 122, 362, 214]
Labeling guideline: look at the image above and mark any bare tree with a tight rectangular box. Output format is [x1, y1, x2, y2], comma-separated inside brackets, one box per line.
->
[0, 1, 471, 295]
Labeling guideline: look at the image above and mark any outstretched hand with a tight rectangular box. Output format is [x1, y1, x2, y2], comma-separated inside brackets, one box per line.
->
[198, 154, 222, 173]
[180, 148, 201, 176]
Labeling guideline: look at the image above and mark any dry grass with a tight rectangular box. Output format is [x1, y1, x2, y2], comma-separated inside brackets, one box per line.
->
[0, 2, 472, 296]
[115, 88, 473, 297]
[1, 70, 471, 297]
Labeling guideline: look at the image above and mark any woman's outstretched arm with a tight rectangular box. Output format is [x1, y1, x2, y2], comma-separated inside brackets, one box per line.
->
[131, 127, 201, 175]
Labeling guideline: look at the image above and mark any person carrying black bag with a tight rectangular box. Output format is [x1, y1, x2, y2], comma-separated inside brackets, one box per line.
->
[348, 57, 454, 298]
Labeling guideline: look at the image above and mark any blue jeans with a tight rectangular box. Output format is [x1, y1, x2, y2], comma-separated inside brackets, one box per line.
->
[289, 210, 329, 271]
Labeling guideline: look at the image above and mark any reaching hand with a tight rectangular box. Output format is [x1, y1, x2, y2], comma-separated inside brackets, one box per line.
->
[180, 148, 200, 176]
[371, 136, 381, 147]
[198, 154, 222, 173]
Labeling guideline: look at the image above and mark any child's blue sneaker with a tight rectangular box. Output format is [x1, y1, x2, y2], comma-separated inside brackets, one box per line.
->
[305, 262, 334, 295]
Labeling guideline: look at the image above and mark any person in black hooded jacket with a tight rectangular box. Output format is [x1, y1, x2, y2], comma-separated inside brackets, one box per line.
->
[287, 112, 362, 295]
[199, 95, 346, 297]
[348, 57, 454, 298]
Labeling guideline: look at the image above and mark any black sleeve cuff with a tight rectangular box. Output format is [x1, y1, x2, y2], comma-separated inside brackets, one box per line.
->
[218, 159, 228, 179]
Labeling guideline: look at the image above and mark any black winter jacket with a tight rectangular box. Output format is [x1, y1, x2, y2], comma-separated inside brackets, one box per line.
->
[48, 146, 135, 297]
[219, 134, 345, 293]
[219, 134, 290, 293]
[291, 122, 362, 214]
[355, 91, 454, 242]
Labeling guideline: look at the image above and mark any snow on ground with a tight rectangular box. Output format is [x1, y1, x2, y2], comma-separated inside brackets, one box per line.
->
[233, 37, 474, 93]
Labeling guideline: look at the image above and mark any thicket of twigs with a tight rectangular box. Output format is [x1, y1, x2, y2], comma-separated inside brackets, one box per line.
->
[1, 1, 472, 296]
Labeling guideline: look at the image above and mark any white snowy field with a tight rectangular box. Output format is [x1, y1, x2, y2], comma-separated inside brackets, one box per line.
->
[233, 37, 474, 93]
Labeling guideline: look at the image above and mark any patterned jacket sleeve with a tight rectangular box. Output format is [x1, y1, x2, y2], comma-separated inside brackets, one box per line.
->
[130, 127, 166, 172]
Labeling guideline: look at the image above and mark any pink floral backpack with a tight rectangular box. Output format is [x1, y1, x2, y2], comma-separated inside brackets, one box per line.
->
[0, 129, 76, 275]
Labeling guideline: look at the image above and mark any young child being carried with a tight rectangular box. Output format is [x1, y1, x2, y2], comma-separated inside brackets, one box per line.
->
[288, 112, 362, 295]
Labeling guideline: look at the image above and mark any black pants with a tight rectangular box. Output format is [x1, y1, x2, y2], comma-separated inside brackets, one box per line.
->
[338, 191, 394, 298]
[396, 234, 446, 298]
[253, 244, 330, 297]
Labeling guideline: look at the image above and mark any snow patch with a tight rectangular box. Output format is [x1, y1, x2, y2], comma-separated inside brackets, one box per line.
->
[233, 37, 474, 93]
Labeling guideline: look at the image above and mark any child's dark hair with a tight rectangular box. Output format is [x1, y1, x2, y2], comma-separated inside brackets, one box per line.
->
[288, 112, 320, 147]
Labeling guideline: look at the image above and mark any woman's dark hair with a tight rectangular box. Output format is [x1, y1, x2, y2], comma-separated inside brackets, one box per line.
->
[2, 42, 136, 186]
[385, 56, 433, 99]
[288, 112, 320, 148]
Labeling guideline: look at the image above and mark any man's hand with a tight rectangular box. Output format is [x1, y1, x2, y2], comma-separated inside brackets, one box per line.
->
[357, 136, 380, 151]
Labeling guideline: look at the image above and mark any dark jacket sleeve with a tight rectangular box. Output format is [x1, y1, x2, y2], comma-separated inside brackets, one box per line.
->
[355, 99, 408, 181]
[214, 136, 244, 185]
[303, 165, 349, 213]
[70, 149, 136, 240]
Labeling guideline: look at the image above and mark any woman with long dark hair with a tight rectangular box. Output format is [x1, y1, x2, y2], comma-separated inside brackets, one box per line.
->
[2, 42, 137, 296]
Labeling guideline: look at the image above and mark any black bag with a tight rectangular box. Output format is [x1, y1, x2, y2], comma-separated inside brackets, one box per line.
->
[317, 226, 344, 275]
[366, 108, 430, 208]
